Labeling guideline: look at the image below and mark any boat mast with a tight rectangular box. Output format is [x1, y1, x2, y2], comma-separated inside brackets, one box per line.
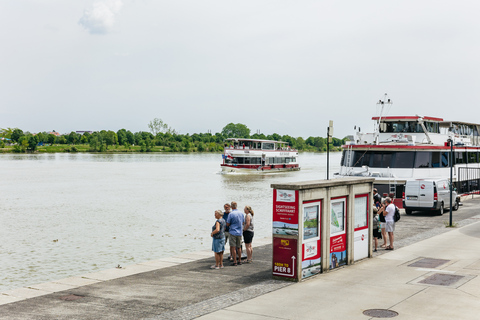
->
[374, 93, 392, 145]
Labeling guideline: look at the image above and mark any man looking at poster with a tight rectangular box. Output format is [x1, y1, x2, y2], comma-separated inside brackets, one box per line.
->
[226, 201, 245, 265]
[223, 203, 234, 261]
[378, 197, 395, 250]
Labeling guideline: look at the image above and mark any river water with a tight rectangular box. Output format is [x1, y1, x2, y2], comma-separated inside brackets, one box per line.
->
[0, 152, 342, 292]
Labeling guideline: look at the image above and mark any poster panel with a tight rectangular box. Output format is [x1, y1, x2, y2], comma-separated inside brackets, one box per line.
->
[273, 237, 298, 279]
[273, 189, 299, 236]
[330, 197, 347, 269]
[354, 195, 368, 230]
[302, 200, 321, 279]
[354, 194, 369, 261]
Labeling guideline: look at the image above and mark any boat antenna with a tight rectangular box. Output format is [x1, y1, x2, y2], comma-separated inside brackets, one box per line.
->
[374, 93, 393, 145]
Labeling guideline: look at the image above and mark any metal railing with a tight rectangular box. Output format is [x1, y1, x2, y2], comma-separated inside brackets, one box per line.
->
[457, 167, 480, 194]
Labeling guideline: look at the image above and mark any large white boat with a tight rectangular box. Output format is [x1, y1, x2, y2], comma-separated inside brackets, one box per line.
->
[221, 138, 300, 173]
[335, 95, 480, 207]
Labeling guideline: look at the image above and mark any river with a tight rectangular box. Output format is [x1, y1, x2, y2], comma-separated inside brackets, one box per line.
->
[0, 152, 342, 292]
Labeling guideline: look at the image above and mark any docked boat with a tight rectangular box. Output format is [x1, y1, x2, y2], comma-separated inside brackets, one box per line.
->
[335, 95, 480, 207]
[221, 138, 300, 173]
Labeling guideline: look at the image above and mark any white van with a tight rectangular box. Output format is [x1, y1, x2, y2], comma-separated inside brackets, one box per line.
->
[402, 179, 460, 215]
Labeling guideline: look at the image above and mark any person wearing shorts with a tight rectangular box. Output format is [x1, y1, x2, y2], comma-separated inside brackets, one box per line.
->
[223, 203, 233, 261]
[226, 201, 244, 266]
[378, 197, 395, 250]
[243, 205, 254, 263]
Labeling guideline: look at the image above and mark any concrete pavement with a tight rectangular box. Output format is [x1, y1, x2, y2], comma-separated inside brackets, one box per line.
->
[198, 220, 480, 320]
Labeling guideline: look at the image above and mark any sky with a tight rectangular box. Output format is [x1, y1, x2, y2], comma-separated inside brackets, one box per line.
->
[1, 0, 480, 139]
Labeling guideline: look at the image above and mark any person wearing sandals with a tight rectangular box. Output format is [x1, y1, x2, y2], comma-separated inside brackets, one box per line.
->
[226, 202, 244, 266]
[210, 210, 226, 269]
[378, 197, 395, 250]
[223, 203, 234, 262]
[372, 207, 382, 252]
[243, 206, 254, 263]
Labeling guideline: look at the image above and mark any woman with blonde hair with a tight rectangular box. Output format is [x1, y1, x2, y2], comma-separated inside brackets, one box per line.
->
[243, 206, 254, 263]
[210, 210, 226, 269]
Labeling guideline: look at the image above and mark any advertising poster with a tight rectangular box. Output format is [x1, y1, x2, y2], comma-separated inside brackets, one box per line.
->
[273, 237, 298, 279]
[273, 189, 299, 236]
[354, 194, 369, 261]
[303, 203, 319, 240]
[302, 200, 321, 279]
[330, 197, 347, 269]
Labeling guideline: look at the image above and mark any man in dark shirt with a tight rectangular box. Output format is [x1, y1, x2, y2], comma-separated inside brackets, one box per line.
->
[373, 188, 382, 207]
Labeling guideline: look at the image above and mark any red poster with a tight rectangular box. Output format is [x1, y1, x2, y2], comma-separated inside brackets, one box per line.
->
[273, 189, 299, 236]
[273, 237, 297, 278]
[329, 234, 347, 269]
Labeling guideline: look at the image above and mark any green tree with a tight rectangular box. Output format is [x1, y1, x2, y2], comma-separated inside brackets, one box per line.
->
[105, 130, 118, 148]
[221, 123, 250, 138]
[117, 129, 127, 145]
[27, 135, 38, 151]
[47, 134, 56, 145]
[148, 118, 176, 135]
[11, 129, 24, 143]
[126, 130, 135, 145]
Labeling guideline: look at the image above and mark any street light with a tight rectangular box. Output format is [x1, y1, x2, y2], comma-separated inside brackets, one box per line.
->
[448, 128, 453, 227]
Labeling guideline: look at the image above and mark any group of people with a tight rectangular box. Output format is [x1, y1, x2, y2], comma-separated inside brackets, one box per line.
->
[210, 201, 254, 269]
[372, 188, 395, 252]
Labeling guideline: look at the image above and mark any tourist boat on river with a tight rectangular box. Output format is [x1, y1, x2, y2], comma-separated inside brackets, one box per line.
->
[221, 138, 300, 173]
[335, 95, 480, 207]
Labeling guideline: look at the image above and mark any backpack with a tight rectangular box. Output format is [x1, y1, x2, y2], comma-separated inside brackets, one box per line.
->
[394, 206, 401, 222]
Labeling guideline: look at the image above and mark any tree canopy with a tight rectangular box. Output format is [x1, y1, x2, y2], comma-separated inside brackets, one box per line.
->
[221, 123, 250, 138]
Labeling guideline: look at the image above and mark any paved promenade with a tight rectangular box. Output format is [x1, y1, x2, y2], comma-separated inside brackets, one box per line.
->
[1, 196, 480, 319]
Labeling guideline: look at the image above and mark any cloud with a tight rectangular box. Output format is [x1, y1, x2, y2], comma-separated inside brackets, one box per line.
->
[79, 0, 123, 35]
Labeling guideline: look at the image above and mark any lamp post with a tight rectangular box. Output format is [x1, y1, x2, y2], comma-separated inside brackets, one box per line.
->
[448, 133, 453, 227]
[327, 121, 333, 180]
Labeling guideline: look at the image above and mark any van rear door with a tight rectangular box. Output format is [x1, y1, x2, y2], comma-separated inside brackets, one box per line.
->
[405, 180, 421, 207]
[405, 180, 433, 208]
[418, 181, 433, 207]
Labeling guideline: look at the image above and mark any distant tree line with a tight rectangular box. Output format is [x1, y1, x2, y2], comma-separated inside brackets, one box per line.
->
[0, 120, 347, 153]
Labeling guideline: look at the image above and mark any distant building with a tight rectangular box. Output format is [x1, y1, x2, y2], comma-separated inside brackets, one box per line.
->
[76, 131, 93, 135]
[48, 131, 62, 136]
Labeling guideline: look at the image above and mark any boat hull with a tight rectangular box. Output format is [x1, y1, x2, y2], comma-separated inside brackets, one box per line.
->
[221, 164, 300, 173]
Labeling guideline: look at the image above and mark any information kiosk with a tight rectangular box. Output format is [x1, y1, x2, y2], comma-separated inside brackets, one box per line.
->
[272, 178, 375, 282]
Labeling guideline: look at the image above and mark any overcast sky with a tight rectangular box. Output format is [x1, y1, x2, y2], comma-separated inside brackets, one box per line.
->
[1, 0, 479, 139]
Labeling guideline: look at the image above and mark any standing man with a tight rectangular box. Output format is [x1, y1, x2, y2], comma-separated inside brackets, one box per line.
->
[378, 197, 395, 250]
[373, 188, 382, 207]
[223, 203, 233, 262]
[226, 201, 245, 266]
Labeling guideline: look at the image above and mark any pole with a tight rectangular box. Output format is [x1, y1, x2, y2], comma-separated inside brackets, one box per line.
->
[449, 138, 453, 227]
[327, 127, 330, 180]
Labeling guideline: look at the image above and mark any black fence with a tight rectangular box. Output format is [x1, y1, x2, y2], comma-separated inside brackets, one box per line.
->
[457, 167, 480, 194]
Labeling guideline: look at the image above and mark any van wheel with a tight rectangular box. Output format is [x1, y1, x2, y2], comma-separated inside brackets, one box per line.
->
[405, 209, 412, 215]
[437, 203, 444, 215]
[453, 200, 459, 211]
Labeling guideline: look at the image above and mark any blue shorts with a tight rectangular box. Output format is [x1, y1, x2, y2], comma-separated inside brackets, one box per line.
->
[212, 237, 225, 253]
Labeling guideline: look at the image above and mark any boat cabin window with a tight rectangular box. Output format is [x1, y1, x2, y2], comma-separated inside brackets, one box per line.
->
[380, 121, 439, 134]
[341, 150, 459, 168]
[414, 152, 431, 168]
[262, 143, 275, 150]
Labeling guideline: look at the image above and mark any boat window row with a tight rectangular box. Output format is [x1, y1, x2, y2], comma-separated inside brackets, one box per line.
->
[341, 150, 480, 168]
[228, 157, 297, 165]
[450, 124, 479, 137]
[380, 121, 439, 134]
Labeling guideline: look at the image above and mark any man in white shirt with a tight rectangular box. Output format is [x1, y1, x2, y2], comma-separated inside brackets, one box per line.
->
[378, 197, 395, 250]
